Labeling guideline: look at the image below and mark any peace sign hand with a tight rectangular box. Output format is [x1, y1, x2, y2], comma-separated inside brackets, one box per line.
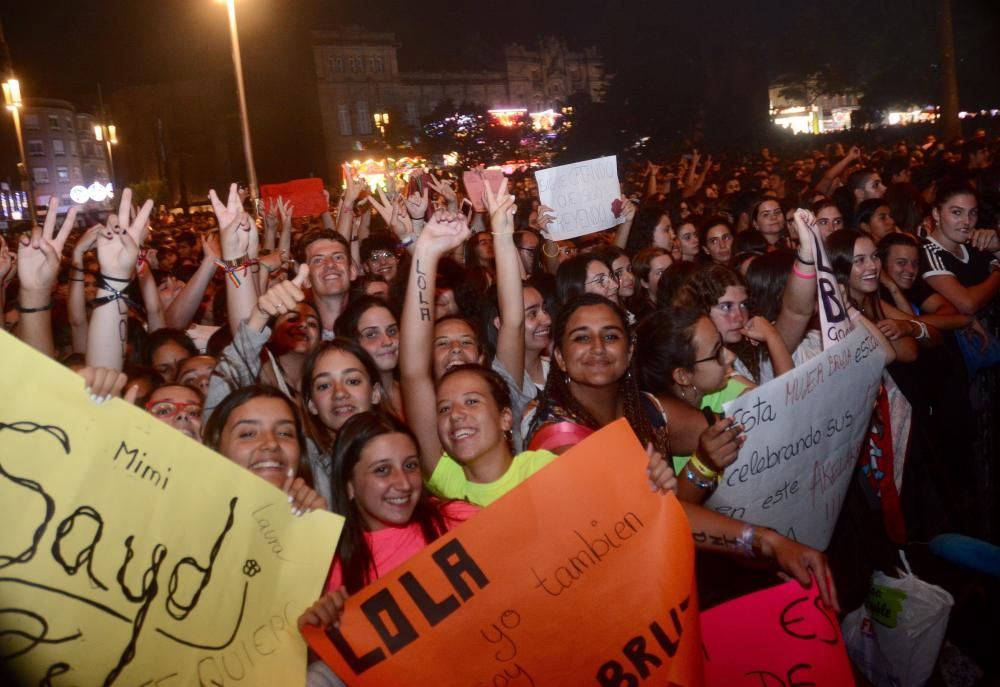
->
[17, 195, 79, 292]
[210, 183, 253, 260]
[97, 187, 154, 281]
[483, 177, 515, 236]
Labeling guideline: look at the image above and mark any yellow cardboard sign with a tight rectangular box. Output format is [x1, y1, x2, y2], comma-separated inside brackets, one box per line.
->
[0, 331, 343, 686]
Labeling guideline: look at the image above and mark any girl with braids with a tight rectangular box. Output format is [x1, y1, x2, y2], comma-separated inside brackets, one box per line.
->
[516, 294, 840, 611]
[674, 262, 793, 385]
[524, 293, 670, 458]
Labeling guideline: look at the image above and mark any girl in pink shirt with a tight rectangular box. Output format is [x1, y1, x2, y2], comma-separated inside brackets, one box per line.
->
[302, 411, 478, 631]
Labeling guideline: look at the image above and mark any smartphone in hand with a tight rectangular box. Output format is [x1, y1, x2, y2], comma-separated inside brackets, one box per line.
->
[460, 197, 475, 224]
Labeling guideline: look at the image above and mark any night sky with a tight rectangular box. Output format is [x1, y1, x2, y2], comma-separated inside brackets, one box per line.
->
[2, 0, 998, 182]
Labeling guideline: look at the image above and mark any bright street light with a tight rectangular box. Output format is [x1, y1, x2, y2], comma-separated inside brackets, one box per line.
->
[2, 77, 37, 226]
[220, 0, 259, 211]
[94, 121, 119, 192]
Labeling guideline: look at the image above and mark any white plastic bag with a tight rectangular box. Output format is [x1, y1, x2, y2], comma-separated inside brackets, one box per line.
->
[841, 550, 954, 687]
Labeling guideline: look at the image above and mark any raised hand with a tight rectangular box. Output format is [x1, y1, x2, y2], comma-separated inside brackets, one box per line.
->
[198, 230, 218, 259]
[210, 183, 253, 260]
[370, 186, 399, 228]
[617, 194, 637, 223]
[98, 187, 154, 281]
[341, 165, 365, 206]
[277, 196, 294, 226]
[415, 210, 471, 257]
[791, 209, 817, 265]
[72, 224, 101, 265]
[17, 195, 79, 292]
[254, 264, 309, 322]
[483, 177, 516, 236]
[427, 174, 457, 204]
[0, 236, 14, 286]
[536, 204, 558, 239]
[404, 187, 430, 219]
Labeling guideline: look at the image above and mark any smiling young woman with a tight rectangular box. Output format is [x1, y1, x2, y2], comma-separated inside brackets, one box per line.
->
[203, 385, 326, 515]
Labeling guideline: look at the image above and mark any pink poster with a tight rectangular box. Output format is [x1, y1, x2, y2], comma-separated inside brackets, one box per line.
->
[702, 579, 854, 686]
[462, 169, 505, 212]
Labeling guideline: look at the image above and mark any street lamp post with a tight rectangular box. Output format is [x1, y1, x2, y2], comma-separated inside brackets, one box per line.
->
[93, 121, 118, 193]
[222, 0, 259, 210]
[2, 78, 37, 226]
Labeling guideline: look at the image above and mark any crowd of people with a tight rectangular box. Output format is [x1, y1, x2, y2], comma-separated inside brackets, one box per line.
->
[2, 127, 999, 684]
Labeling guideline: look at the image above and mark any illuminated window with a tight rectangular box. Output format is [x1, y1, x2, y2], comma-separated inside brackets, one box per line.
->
[56, 166, 70, 182]
[33, 167, 49, 184]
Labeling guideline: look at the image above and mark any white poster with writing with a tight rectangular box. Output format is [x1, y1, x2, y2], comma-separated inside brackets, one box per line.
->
[534, 155, 625, 240]
[706, 325, 886, 550]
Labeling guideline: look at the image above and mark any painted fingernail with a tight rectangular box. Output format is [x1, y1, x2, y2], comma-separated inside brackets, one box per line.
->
[287, 467, 295, 478]
[288, 494, 294, 503]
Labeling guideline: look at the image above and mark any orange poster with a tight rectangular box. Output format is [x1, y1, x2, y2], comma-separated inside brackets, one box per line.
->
[260, 178, 327, 217]
[304, 419, 703, 686]
[702, 579, 854, 686]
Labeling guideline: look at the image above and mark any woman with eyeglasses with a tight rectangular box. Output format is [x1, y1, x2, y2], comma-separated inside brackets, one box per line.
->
[674, 262, 793, 385]
[555, 253, 621, 309]
[334, 295, 404, 419]
[146, 383, 204, 442]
